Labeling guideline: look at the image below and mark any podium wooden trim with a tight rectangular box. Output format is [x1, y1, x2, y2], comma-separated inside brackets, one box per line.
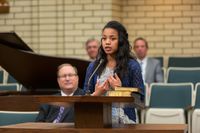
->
[0, 122, 188, 133]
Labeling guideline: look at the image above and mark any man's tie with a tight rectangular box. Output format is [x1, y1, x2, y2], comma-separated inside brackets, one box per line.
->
[140, 61, 143, 69]
[140, 61, 145, 82]
[53, 106, 65, 123]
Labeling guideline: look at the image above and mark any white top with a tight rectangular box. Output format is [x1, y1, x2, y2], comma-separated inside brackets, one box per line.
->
[97, 67, 135, 124]
[98, 67, 114, 86]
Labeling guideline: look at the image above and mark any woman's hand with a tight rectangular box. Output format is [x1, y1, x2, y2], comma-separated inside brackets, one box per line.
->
[92, 80, 109, 96]
[108, 73, 122, 89]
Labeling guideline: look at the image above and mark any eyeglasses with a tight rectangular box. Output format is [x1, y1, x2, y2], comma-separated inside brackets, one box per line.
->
[58, 74, 77, 79]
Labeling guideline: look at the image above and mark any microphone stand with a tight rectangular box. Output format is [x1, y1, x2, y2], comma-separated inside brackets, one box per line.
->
[85, 59, 104, 95]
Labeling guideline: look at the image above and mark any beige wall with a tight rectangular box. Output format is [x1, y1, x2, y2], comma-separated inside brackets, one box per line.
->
[0, 0, 200, 65]
[122, 0, 200, 66]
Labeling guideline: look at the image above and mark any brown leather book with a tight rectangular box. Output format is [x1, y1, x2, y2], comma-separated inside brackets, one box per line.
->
[107, 87, 140, 96]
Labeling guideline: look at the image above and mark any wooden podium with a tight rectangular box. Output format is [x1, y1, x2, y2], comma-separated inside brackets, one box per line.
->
[36, 95, 137, 128]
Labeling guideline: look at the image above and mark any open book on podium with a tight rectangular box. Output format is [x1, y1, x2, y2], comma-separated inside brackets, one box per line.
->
[107, 87, 144, 109]
[107, 87, 140, 96]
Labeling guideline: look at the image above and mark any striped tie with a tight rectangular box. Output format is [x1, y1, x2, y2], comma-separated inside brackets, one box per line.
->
[53, 106, 65, 123]
[140, 61, 145, 82]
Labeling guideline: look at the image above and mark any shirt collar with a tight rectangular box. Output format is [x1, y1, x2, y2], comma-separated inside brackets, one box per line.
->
[61, 90, 74, 96]
[137, 57, 148, 63]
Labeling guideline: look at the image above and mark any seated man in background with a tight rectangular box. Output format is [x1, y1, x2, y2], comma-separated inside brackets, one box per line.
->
[133, 37, 164, 85]
[85, 38, 99, 60]
[35, 63, 84, 123]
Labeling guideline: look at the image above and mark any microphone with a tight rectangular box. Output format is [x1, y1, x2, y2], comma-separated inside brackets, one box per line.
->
[85, 59, 104, 95]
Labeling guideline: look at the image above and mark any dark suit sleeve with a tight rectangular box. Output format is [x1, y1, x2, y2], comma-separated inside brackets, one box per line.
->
[129, 60, 145, 97]
[35, 104, 50, 122]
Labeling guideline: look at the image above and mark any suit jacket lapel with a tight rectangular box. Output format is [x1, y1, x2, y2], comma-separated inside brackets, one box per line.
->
[73, 88, 84, 96]
[58, 88, 83, 122]
[59, 107, 73, 122]
[48, 106, 60, 122]
[48, 93, 62, 122]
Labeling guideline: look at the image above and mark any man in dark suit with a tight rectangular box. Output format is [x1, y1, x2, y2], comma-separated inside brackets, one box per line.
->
[35, 63, 84, 123]
[133, 37, 164, 85]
